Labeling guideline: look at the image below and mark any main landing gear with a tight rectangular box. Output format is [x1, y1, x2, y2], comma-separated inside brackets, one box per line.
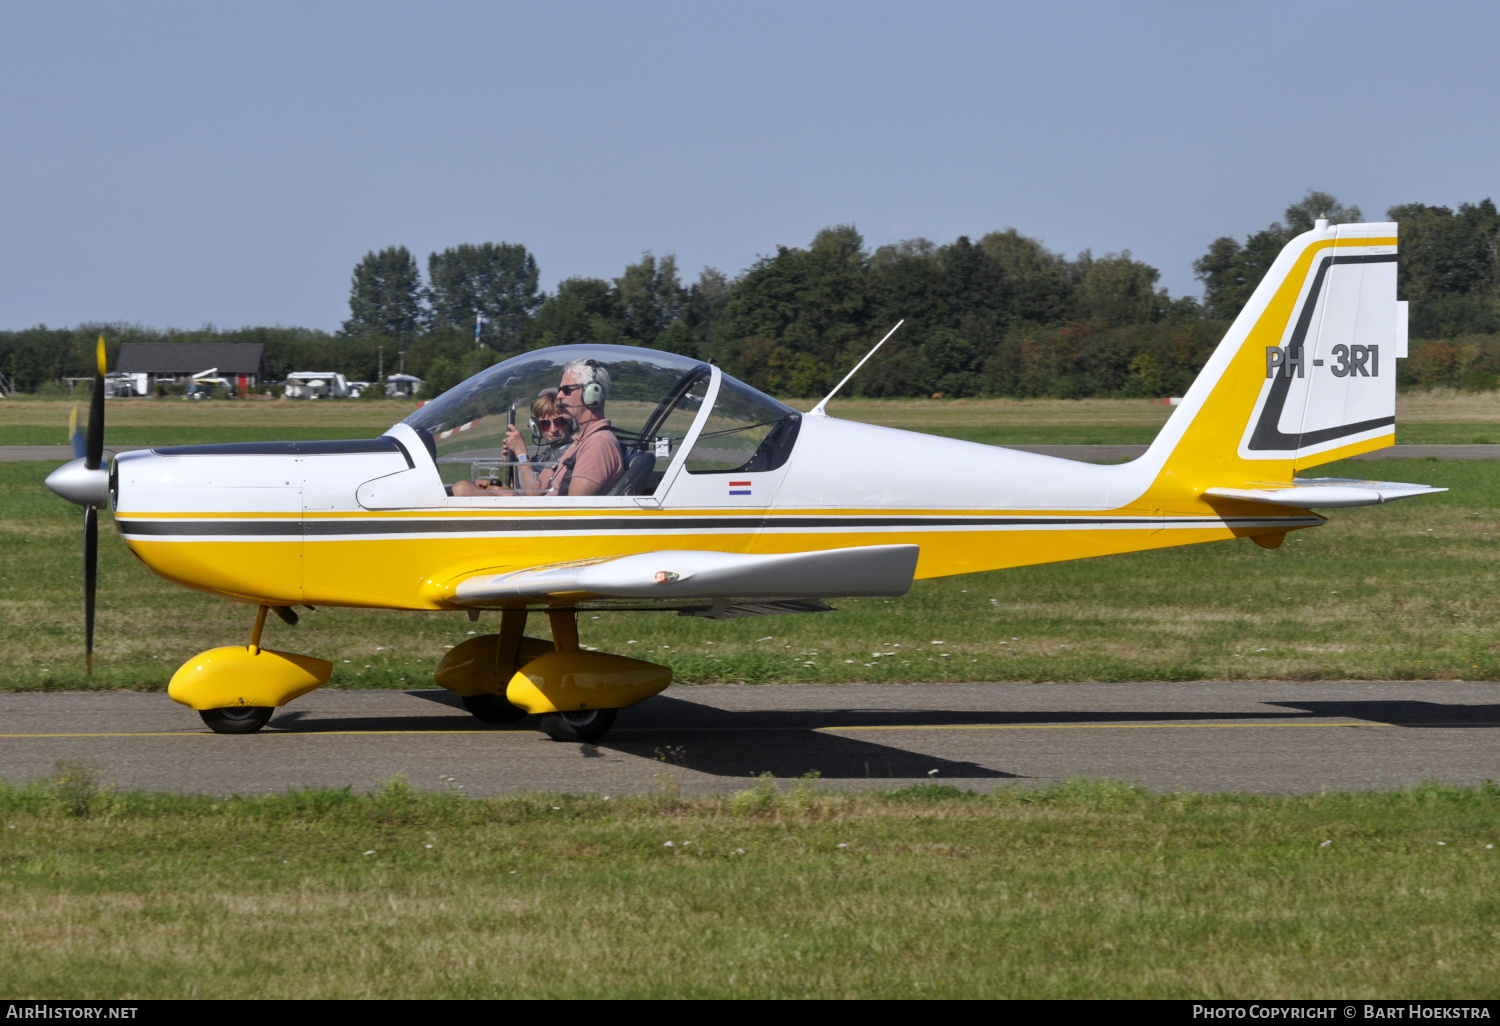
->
[434, 607, 671, 744]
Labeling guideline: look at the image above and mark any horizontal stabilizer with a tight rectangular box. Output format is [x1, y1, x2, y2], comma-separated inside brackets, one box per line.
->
[1205, 478, 1446, 509]
[454, 545, 920, 606]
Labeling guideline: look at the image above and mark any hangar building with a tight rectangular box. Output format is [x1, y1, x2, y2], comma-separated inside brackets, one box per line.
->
[115, 343, 269, 395]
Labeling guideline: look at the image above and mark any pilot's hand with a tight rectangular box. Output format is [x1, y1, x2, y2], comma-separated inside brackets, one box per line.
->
[503, 423, 527, 459]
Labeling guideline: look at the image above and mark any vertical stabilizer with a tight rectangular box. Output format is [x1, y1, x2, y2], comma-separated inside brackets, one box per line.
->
[1146, 221, 1402, 495]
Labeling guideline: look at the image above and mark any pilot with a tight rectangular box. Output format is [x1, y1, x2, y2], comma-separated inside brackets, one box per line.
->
[544, 358, 625, 496]
[452, 360, 624, 497]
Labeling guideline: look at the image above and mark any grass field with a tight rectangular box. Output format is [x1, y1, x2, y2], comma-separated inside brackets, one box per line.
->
[3, 394, 1496, 1001]
[0, 774, 1496, 999]
[3, 390, 1499, 445]
[0, 453, 1494, 690]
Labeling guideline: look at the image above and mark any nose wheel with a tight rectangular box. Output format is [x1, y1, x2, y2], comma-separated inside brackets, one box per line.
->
[200, 706, 274, 734]
[539, 708, 617, 743]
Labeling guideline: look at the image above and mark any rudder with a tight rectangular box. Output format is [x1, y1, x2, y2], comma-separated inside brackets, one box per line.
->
[1148, 220, 1405, 492]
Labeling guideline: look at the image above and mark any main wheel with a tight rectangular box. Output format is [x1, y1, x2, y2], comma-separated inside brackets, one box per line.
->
[461, 693, 529, 723]
[539, 708, 617, 743]
[199, 706, 274, 734]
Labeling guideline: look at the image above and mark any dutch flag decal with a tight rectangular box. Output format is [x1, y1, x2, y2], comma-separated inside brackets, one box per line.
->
[729, 480, 752, 496]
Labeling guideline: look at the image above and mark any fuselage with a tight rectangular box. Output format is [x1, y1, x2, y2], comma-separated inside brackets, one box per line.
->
[111, 414, 1315, 611]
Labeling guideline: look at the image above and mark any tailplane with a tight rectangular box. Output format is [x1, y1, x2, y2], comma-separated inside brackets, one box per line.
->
[1147, 220, 1405, 492]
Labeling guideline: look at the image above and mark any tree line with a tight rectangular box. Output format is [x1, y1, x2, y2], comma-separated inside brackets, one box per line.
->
[4, 190, 1499, 398]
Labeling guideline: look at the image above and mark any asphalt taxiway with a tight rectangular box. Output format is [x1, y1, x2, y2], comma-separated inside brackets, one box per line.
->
[1, 682, 1495, 796]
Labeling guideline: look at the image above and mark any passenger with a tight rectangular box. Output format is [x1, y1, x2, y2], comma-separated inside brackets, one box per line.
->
[506, 391, 573, 495]
[451, 360, 623, 497]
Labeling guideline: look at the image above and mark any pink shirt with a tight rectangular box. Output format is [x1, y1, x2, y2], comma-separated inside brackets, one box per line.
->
[548, 418, 624, 495]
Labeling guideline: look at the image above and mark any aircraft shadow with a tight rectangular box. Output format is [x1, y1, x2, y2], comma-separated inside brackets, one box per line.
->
[259, 692, 1500, 782]
[1269, 700, 1500, 727]
[599, 725, 1015, 781]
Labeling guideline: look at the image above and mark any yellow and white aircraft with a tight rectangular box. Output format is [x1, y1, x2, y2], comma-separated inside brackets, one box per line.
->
[46, 219, 1443, 742]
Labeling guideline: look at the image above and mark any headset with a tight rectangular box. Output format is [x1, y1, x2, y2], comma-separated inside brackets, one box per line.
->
[579, 359, 605, 410]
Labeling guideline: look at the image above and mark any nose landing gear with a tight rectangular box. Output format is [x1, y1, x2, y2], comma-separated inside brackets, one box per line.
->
[169, 604, 332, 735]
[539, 708, 618, 743]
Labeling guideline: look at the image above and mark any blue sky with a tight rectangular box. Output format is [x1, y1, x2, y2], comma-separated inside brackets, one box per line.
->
[2, 0, 1495, 332]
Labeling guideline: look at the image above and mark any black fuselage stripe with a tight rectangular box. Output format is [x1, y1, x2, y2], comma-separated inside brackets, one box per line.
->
[115, 515, 1319, 537]
[1247, 252, 1398, 451]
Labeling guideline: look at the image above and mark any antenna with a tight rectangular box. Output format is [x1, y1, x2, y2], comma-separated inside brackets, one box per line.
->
[809, 320, 904, 417]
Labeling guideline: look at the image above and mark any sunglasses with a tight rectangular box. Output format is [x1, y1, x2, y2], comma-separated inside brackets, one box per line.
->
[558, 384, 583, 396]
[536, 418, 572, 430]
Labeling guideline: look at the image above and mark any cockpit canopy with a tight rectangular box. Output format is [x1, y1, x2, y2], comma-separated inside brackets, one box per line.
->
[402, 344, 800, 497]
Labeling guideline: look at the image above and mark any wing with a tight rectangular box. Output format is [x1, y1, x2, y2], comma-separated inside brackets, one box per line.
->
[453, 544, 920, 613]
[1205, 477, 1446, 509]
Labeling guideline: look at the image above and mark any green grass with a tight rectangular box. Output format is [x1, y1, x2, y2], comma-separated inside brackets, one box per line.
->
[1, 772, 1497, 998]
[1, 456, 1494, 690]
[4, 393, 1495, 447]
[1397, 423, 1500, 444]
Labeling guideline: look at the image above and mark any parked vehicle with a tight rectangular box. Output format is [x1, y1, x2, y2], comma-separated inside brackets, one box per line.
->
[283, 372, 351, 399]
[104, 372, 149, 398]
[385, 373, 424, 398]
[185, 377, 235, 400]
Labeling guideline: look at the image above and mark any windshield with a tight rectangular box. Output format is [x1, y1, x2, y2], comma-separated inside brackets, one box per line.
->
[685, 374, 801, 474]
[404, 345, 711, 496]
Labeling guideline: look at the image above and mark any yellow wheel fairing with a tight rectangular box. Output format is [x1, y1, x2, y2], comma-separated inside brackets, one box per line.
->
[432, 633, 554, 697]
[168, 646, 333, 711]
[506, 650, 673, 714]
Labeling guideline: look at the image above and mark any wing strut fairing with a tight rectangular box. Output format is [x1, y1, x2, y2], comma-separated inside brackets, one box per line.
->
[452, 544, 921, 606]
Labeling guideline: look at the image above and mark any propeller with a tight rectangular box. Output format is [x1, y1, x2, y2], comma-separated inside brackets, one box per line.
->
[45, 335, 110, 676]
[83, 336, 107, 675]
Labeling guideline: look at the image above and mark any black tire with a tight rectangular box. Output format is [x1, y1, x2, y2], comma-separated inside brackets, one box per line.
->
[199, 706, 274, 734]
[461, 693, 529, 723]
[539, 708, 617, 743]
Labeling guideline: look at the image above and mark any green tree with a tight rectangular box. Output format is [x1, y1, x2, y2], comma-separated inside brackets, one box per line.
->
[657, 267, 730, 358]
[712, 225, 873, 394]
[341, 247, 426, 342]
[417, 345, 500, 399]
[1072, 250, 1168, 323]
[1194, 191, 1362, 320]
[427, 243, 541, 347]
[1387, 199, 1500, 301]
[978, 229, 1073, 324]
[525, 278, 626, 348]
[613, 252, 686, 347]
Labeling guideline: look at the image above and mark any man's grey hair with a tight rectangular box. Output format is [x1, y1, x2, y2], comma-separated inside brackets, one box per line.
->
[562, 358, 610, 404]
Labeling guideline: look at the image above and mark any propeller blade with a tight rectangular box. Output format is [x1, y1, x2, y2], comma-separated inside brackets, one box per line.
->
[69, 405, 86, 460]
[84, 504, 97, 677]
[85, 335, 106, 471]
